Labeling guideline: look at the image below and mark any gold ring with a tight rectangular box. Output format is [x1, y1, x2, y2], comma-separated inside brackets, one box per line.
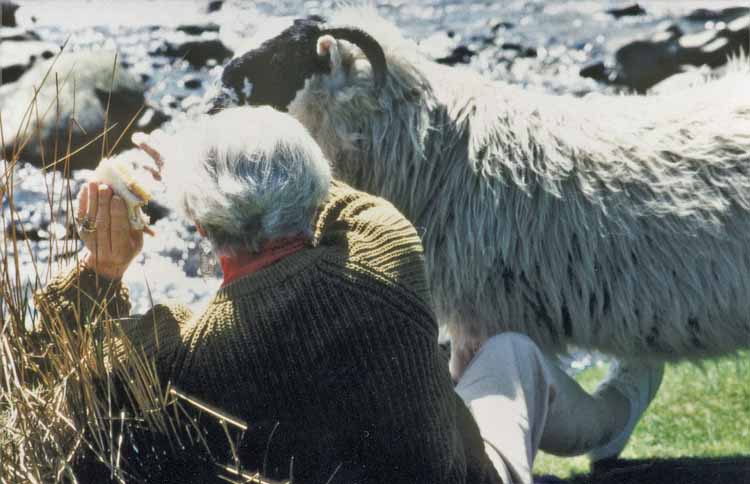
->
[78, 216, 97, 233]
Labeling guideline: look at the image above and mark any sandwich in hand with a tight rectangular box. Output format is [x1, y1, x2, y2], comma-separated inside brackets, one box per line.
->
[94, 156, 154, 234]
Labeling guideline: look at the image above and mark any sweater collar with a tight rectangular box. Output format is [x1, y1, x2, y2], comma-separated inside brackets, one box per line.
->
[218, 235, 309, 287]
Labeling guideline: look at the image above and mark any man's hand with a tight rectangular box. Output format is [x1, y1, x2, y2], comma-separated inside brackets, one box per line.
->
[77, 181, 144, 280]
[132, 131, 164, 180]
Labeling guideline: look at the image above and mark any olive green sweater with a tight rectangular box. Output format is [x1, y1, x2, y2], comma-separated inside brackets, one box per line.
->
[35, 182, 500, 484]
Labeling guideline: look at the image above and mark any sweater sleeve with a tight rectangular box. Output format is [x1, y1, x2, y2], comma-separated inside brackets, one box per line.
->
[34, 262, 131, 326]
[34, 263, 193, 382]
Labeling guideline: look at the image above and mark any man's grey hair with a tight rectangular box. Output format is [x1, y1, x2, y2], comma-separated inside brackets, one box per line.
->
[164, 106, 331, 252]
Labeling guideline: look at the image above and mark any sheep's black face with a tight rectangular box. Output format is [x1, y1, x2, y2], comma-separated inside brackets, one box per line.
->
[210, 18, 330, 113]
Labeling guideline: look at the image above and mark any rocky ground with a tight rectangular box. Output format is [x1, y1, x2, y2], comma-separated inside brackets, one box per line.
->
[2, 0, 748, 368]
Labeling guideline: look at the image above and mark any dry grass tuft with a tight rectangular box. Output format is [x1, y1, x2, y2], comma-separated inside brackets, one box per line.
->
[0, 47, 287, 484]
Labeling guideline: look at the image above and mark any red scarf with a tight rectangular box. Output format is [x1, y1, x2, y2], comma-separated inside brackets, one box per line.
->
[218, 236, 309, 287]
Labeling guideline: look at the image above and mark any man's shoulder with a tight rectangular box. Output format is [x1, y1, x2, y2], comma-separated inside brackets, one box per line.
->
[316, 180, 410, 234]
[314, 180, 422, 258]
[314, 180, 432, 306]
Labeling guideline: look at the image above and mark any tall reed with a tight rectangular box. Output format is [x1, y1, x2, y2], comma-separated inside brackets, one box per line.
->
[0, 47, 286, 484]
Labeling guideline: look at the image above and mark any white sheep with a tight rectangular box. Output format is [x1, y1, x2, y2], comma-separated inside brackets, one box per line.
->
[211, 7, 750, 379]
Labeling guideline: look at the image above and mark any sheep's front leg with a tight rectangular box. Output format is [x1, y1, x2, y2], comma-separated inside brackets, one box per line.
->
[448, 326, 487, 382]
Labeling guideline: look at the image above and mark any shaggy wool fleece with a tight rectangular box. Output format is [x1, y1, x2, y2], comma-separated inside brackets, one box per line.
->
[285, 8, 750, 376]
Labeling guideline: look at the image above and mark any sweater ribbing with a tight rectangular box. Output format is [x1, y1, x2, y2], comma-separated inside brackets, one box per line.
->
[35, 181, 501, 484]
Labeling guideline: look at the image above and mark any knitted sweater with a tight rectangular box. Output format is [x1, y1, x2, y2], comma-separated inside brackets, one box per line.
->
[35, 182, 501, 484]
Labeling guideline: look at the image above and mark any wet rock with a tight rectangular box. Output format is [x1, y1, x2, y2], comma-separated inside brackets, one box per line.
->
[176, 22, 219, 36]
[0, 51, 146, 172]
[685, 7, 749, 23]
[0, 40, 57, 83]
[5, 220, 43, 241]
[612, 28, 680, 92]
[1, 1, 18, 27]
[612, 15, 749, 92]
[206, 1, 223, 13]
[676, 16, 749, 66]
[501, 42, 537, 58]
[0, 27, 40, 42]
[579, 61, 610, 83]
[157, 38, 233, 67]
[142, 199, 170, 225]
[606, 4, 645, 19]
[490, 20, 514, 32]
[613, 32, 681, 92]
[181, 75, 202, 90]
[436, 45, 476, 66]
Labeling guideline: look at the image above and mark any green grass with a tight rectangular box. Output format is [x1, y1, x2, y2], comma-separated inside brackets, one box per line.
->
[533, 352, 750, 478]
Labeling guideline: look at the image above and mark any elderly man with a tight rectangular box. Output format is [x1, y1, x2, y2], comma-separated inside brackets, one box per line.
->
[36, 107, 658, 484]
[36, 106, 497, 483]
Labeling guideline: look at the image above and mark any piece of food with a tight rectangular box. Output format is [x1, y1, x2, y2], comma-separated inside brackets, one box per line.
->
[93, 156, 153, 233]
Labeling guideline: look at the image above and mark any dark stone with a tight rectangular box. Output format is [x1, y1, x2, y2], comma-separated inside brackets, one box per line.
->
[606, 4, 646, 19]
[0, 27, 40, 41]
[176, 22, 220, 36]
[501, 42, 537, 57]
[0, 40, 58, 84]
[435, 45, 476, 65]
[142, 199, 170, 225]
[1, 64, 25, 83]
[1, 1, 18, 27]
[157, 38, 233, 67]
[0, 51, 146, 172]
[5, 220, 43, 241]
[675, 17, 749, 68]
[580, 61, 609, 82]
[613, 31, 682, 92]
[685, 7, 749, 23]
[181, 75, 202, 89]
[491, 20, 514, 32]
[601, 10, 748, 92]
[206, 0, 223, 13]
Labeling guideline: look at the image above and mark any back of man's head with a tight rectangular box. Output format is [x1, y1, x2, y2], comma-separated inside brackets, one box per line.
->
[163, 106, 332, 253]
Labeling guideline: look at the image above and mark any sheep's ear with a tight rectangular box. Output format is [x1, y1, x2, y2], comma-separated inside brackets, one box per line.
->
[318, 28, 387, 90]
[316, 34, 343, 74]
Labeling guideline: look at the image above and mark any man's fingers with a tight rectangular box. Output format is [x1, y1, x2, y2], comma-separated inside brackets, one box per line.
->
[139, 142, 164, 168]
[131, 227, 145, 254]
[77, 184, 89, 221]
[95, 184, 113, 254]
[132, 131, 164, 169]
[110, 195, 131, 257]
[86, 181, 99, 222]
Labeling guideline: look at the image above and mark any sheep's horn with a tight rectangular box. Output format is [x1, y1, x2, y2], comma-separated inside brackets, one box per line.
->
[320, 27, 387, 90]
